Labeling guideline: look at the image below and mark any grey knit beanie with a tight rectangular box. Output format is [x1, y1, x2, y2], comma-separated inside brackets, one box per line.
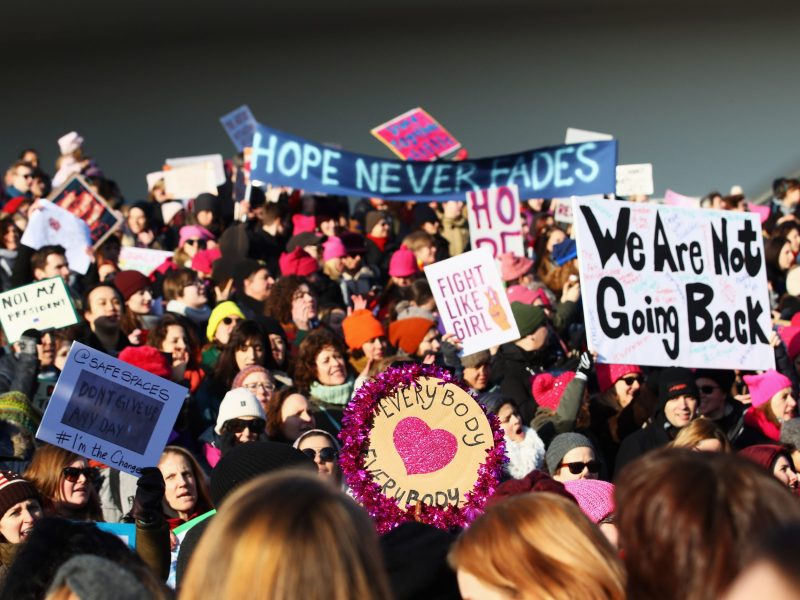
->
[47, 555, 151, 600]
[780, 418, 800, 448]
[545, 433, 596, 475]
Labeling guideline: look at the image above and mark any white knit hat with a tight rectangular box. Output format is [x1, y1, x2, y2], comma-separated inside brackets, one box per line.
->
[215, 388, 265, 435]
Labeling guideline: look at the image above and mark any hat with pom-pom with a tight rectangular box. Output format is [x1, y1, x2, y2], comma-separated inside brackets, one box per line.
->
[389, 245, 419, 278]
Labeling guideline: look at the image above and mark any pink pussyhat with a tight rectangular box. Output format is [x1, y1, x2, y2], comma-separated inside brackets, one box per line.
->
[322, 236, 346, 261]
[389, 245, 419, 278]
[506, 285, 536, 305]
[595, 364, 643, 394]
[743, 370, 793, 408]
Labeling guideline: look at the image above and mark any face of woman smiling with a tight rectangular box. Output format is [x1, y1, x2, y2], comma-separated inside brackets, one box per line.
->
[316, 346, 346, 386]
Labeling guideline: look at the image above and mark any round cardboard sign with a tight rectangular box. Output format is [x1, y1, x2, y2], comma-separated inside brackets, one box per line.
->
[339, 363, 504, 533]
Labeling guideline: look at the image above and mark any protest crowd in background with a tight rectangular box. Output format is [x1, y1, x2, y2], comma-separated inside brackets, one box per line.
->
[0, 123, 799, 600]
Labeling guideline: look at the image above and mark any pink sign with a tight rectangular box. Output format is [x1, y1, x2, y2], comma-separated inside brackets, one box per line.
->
[371, 107, 461, 161]
[663, 189, 700, 209]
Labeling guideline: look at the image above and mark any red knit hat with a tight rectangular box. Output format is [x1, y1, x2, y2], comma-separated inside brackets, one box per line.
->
[113, 270, 151, 302]
[3, 196, 29, 215]
[191, 247, 222, 276]
[532, 371, 576, 411]
[499, 253, 534, 282]
[389, 245, 419, 278]
[595, 363, 643, 394]
[738, 444, 791, 473]
[779, 326, 800, 360]
[118, 346, 171, 379]
[279, 247, 318, 277]
[388, 317, 435, 355]
[342, 309, 385, 350]
[292, 214, 316, 234]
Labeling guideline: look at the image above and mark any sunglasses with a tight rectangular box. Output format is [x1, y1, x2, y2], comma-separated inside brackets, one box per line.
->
[225, 418, 265, 434]
[620, 376, 642, 386]
[221, 316, 241, 326]
[560, 461, 601, 475]
[62, 467, 97, 483]
[301, 447, 338, 463]
[184, 239, 207, 249]
[699, 385, 720, 394]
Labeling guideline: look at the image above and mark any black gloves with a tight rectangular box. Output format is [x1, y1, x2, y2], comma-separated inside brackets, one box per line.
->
[129, 467, 165, 524]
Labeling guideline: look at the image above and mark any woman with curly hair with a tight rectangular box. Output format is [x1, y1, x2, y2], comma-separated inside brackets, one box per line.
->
[147, 313, 205, 393]
[293, 329, 354, 436]
[264, 275, 319, 353]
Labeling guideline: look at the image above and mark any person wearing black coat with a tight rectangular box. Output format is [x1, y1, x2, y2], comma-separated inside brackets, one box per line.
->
[614, 367, 700, 478]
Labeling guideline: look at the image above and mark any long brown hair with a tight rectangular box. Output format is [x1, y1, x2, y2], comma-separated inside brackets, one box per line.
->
[448, 492, 625, 600]
[179, 471, 392, 600]
[159, 446, 213, 514]
[616, 448, 800, 600]
[24, 444, 102, 521]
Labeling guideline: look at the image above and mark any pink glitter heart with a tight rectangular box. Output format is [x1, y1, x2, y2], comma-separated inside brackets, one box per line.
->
[393, 416, 458, 475]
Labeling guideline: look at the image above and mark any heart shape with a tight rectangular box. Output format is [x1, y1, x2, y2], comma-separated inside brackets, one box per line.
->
[393, 416, 458, 475]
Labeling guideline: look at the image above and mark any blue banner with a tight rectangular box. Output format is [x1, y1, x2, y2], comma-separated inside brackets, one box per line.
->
[249, 123, 618, 202]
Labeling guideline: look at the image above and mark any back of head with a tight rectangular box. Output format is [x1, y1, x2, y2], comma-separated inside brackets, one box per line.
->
[448, 492, 625, 600]
[615, 448, 800, 600]
[179, 471, 391, 600]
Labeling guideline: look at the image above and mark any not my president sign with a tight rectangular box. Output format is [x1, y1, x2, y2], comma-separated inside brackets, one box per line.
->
[574, 198, 774, 370]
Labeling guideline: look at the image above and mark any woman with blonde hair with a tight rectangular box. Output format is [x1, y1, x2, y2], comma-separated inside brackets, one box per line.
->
[671, 416, 731, 452]
[448, 492, 625, 600]
[179, 471, 391, 600]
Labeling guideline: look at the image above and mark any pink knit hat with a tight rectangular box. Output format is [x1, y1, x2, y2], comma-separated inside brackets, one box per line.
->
[232, 365, 271, 390]
[743, 370, 793, 408]
[532, 371, 576, 411]
[191, 247, 222, 276]
[389, 244, 419, 278]
[596, 363, 643, 394]
[279, 247, 319, 277]
[531, 288, 552, 308]
[779, 326, 800, 360]
[179, 225, 215, 248]
[322, 236, 346, 261]
[499, 253, 534, 282]
[563, 480, 615, 524]
[292, 214, 316, 234]
[506, 285, 536, 305]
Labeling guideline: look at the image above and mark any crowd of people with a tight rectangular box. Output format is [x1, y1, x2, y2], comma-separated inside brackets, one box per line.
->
[0, 136, 797, 599]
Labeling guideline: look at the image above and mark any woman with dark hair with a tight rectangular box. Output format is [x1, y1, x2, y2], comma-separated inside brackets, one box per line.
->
[76, 283, 128, 357]
[265, 386, 316, 443]
[615, 448, 800, 600]
[264, 275, 319, 352]
[532, 225, 579, 294]
[0, 471, 43, 581]
[24, 445, 102, 522]
[147, 313, 205, 393]
[765, 235, 794, 300]
[0, 218, 20, 292]
[293, 329, 354, 435]
[192, 320, 268, 437]
[115, 270, 156, 345]
[120, 201, 162, 249]
[739, 444, 799, 493]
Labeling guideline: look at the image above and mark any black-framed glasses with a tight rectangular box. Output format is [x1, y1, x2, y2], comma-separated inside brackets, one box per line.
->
[620, 376, 642, 386]
[62, 467, 97, 483]
[699, 385, 720, 395]
[560, 461, 601, 475]
[301, 447, 338, 463]
[224, 418, 265, 434]
[184, 239, 207, 249]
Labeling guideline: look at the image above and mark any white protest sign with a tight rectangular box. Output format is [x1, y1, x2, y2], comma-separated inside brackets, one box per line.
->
[551, 199, 574, 224]
[573, 198, 774, 370]
[118, 247, 174, 276]
[466, 184, 525, 259]
[425, 247, 520, 355]
[163, 163, 218, 199]
[220, 105, 257, 152]
[21, 200, 92, 275]
[37, 342, 187, 476]
[166, 154, 225, 186]
[565, 128, 613, 144]
[0, 278, 78, 344]
[616, 163, 654, 197]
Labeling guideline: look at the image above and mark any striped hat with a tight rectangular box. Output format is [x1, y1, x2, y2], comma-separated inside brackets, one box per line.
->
[0, 471, 40, 519]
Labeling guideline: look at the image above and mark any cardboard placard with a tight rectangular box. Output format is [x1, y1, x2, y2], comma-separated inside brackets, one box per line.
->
[220, 105, 258, 152]
[466, 184, 525, 258]
[163, 163, 217, 199]
[565, 127, 614, 144]
[36, 342, 187, 476]
[21, 200, 93, 275]
[118, 246, 174, 276]
[573, 197, 774, 370]
[425, 248, 520, 354]
[0, 278, 78, 344]
[165, 154, 225, 187]
[49, 175, 121, 248]
[616, 163, 654, 197]
[367, 377, 493, 508]
[250, 122, 618, 202]
[371, 107, 462, 161]
[663, 189, 700, 209]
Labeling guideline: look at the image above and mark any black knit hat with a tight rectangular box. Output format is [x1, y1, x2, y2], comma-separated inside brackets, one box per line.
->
[658, 367, 700, 406]
[694, 369, 735, 394]
[210, 442, 315, 505]
[193, 193, 218, 215]
[0, 470, 40, 519]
